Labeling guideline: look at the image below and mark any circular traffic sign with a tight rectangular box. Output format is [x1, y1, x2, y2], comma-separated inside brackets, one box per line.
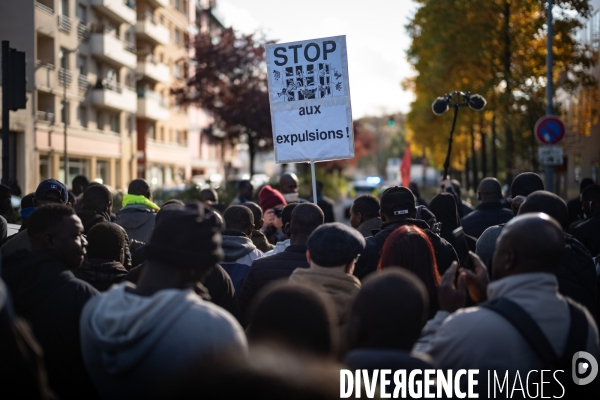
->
[534, 115, 565, 145]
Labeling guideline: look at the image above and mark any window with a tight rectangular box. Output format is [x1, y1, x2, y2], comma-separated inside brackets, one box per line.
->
[109, 113, 120, 133]
[61, 0, 69, 16]
[61, 101, 69, 125]
[174, 28, 181, 45]
[147, 123, 155, 139]
[174, 0, 181, 11]
[77, 4, 86, 23]
[78, 105, 87, 127]
[160, 127, 165, 141]
[59, 48, 69, 69]
[78, 55, 86, 75]
[174, 62, 181, 79]
[174, 130, 181, 143]
[97, 111, 103, 130]
[96, 160, 109, 184]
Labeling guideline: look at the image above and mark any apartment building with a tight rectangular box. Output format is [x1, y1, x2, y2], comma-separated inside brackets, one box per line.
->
[0, 0, 234, 193]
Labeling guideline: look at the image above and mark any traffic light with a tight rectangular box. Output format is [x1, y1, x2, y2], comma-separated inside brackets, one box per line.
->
[7, 47, 27, 111]
[388, 116, 395, 127]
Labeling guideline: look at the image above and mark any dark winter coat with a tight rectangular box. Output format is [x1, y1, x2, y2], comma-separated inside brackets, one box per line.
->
[251, 229, 275, 252]
[114, 205, 156, 244]
[238, 245, 309, 324]
[353, 219, 459, 281]
[75, 259, 128, 292]
[317, 194, 336, 223]
[574, 212, 600, 257]
[460, 202, 514, 238]
[1, 250, 99, 400]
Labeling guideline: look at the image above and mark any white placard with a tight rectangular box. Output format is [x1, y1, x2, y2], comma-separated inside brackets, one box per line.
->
[538, 145, 563, 166]
[266, 35, 354, 163]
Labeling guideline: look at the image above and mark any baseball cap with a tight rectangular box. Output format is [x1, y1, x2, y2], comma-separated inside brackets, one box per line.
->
[34, 179, 68, 203]
[307, 223, 366, 267]
[380, 186, 416, 217]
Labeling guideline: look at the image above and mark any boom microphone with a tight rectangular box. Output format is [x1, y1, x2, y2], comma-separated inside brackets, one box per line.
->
[467, 94, 486, 111]
[432, 97, 449, 115]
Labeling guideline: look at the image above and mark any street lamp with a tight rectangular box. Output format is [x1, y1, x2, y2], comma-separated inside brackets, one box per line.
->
[61, 48, 77, 184]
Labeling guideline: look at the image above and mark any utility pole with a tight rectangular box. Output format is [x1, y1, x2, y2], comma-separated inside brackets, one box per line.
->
[545, 0, 555, 192]
[2, 41, 9, 185]
[63, 70, 68, 182]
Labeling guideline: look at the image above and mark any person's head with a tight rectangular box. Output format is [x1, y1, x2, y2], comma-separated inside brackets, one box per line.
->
[428, 192, 460, 231]
[315, 181, 324, 195]
[0, 184, 12, 215]
[379, 186, 416, 223]
[258, 185, 286, 213]
[508, 172, 544, 215]
[281, 202, 298, 238]
[307, 223, 366, 274]
[27, 204, 87, 270]
[579, 177, 594, 194]
[408, 182, 420, 197]
[199, 188, 218, 207]
[349, 195, 380, 229]
[450, 179, 462, 199]
[477, 177, 502, 203]
[247, 282, 338, 357]
[33, 179, 69, 207]
[144, 202, 223, 285]
[279, 172, 299, 195]
[71, 175, 90, 196]
[128, 178, 152, 200]
[242, 202, 264, 230]
[224, 205, 254, 236]
[86, 222, 126, 264]
[377, 225, 440, 309]
[81, 184, 113, 214]
[348, 269, 429, 350]
[518, 191, 568, 231]
[289, 203, 324, 244]
[581, 184, 600, 217]
[155, 199, 185, 226]
[492, 213, 564, 280]
[238, 180, 254, 199]
[21, 193, 35, 209]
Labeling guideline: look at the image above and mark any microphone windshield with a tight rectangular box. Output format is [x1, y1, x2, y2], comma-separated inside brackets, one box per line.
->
[468, 94, 487, 111]
[432, 97, 449, 115]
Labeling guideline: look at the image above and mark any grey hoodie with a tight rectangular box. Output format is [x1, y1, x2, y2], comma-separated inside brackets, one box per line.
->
[114, 205, 156, 244]
[80, 283, 247, 400]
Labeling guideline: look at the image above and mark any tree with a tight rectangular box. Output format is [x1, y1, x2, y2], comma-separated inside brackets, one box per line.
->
[173, 28, 274, 176]
[405, 0, 595, 183]
[320, 121, 376, 172]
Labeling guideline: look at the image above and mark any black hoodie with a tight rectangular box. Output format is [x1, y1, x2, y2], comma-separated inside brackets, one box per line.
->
[1, 250, 99, 399]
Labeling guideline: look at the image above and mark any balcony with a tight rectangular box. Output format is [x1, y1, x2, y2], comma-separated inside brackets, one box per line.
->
[36, 110, 55, 123]
[58, 68, 72, 87]
[136, 55, 169, 83]
[92, 80, 137, 113]
[35, 1, 54, 15]
[136, 13, 169, 45]
[147, 0, 168, 8]
[58, 14, 72, 33]
[137, 89, 169, 121]
[35, 61, 56, 90]
[79, 75, 89, 90]
[90, 0, 136, 25]
[78, 23, 90, 41]
[90, 32, 136, 68]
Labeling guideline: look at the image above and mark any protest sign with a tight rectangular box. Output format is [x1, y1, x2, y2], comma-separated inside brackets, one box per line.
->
[266, 35, 354, 164]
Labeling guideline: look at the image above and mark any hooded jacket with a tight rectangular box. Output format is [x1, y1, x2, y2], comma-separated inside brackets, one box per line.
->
[460, 202, 513, 238]
[251, 229, 275, 253]
[356, 217, 382, 238]
[220, 230, 264, 293]
[114, 205, 156, 244]
[80, 284, 247, 400]
[1, 250, 99, 400]
[353, 219, 459, 281]
[75, 259, 128, 292]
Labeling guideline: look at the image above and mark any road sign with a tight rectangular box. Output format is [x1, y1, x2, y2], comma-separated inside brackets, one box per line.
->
[538, 145, 563, 166]
[534, 115, 565, 145]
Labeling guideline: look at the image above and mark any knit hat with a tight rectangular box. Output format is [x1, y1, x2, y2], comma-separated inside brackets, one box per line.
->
[380, 186, 416, 217]
[144, 202, 223, 270]
[307, 222, 366, 267]
[259, 185, 287, 212]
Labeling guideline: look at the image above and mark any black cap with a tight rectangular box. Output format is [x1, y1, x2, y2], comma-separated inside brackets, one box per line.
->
[380, 186, 416, 217]
[144, 202, 224, 270]
[34, 179, 68, 203]
[307, 223, 366, 267]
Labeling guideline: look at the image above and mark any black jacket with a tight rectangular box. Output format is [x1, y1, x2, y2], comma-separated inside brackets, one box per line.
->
[1, 250, 99, 400]
[460, 202, 514, 238]
[353, 219, 459, 281]
[574, 212, 600, 258]
[317, 195, 335, 223]
[75, 259, 128, 292]
[238, 245, 309, 324]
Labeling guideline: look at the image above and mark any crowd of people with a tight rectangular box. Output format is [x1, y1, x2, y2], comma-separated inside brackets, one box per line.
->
[0, 171, 599, 399]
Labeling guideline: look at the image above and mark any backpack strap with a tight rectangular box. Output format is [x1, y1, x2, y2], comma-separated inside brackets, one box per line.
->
[560, 300, 589, 364]
[481, 298, 558, 365]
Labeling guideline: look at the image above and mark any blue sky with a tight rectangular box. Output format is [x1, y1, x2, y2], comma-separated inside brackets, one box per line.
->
[217, 0, 417, 119]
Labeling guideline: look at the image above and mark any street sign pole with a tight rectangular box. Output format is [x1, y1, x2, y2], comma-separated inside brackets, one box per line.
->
[545, 0, 555, 192]
[2, 41, 10, 185]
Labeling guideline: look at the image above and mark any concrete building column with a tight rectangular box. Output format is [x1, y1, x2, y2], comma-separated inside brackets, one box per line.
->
[109, 158, 116, 188]
[51, 153, 60, 181]
[89, 156, 97, 181]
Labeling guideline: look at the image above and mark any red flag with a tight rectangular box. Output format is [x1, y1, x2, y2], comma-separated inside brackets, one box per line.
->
[401, 144, 411, 187]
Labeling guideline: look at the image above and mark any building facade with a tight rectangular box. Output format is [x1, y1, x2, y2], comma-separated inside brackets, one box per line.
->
[0, 0, 232, 194]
